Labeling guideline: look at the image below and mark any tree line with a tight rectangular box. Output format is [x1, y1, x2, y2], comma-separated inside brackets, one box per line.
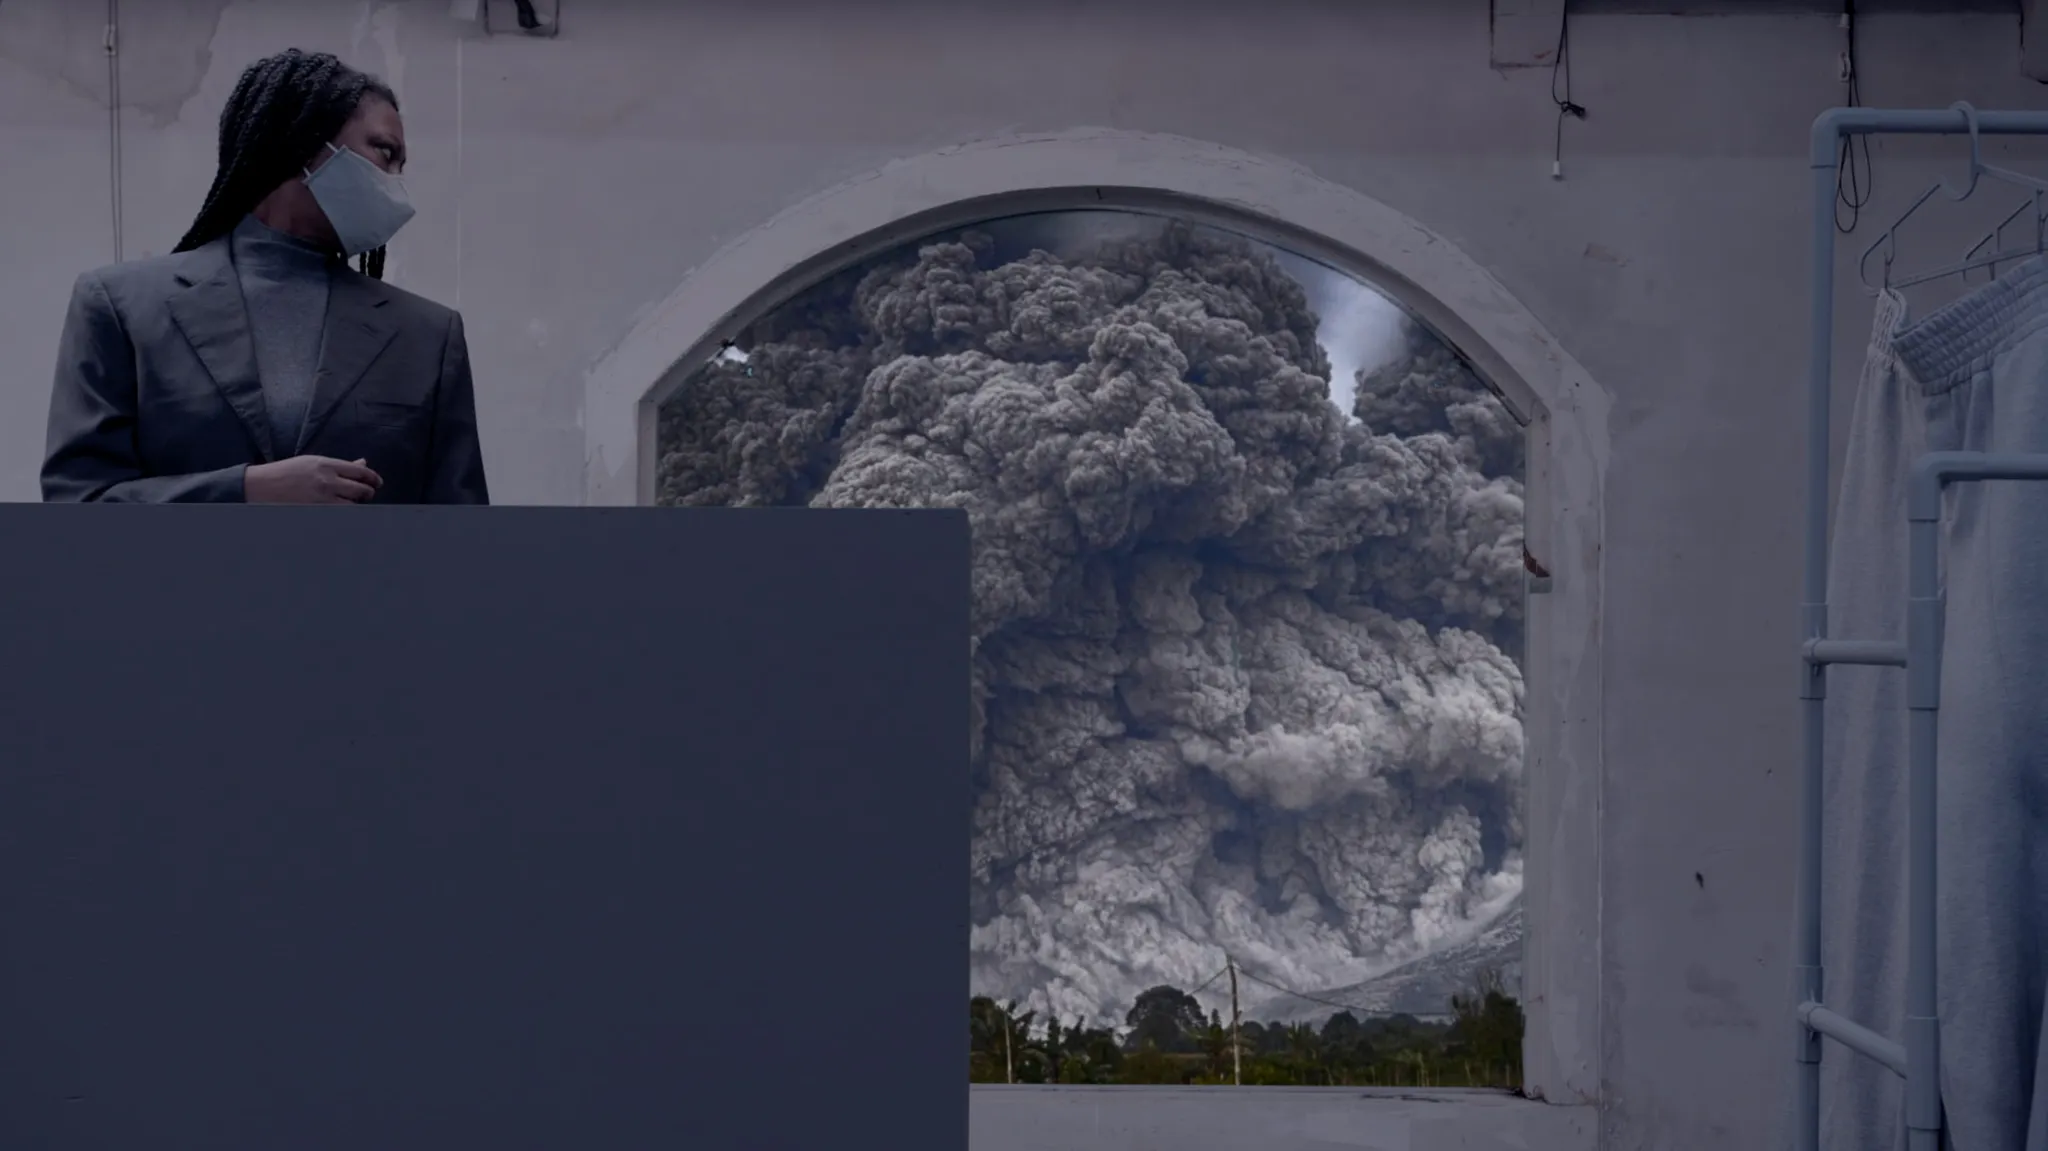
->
[969, 968, 1524, 1090]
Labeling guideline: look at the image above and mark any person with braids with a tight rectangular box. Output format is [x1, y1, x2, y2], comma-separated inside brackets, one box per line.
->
[40, 48, 488, 505]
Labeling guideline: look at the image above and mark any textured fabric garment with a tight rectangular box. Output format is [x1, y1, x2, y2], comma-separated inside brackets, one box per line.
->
[229, 214, 331, 456]
[1892, 255, 2048, 1151]
[1815, 288, 1917, 1151]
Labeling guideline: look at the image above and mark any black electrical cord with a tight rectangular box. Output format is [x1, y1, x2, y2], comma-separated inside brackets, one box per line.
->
[1551, 2, 1587, 178]
[1835, 1, 1873, 234]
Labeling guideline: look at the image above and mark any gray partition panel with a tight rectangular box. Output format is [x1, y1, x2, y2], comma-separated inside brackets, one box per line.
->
[0, 506, 969, 1150]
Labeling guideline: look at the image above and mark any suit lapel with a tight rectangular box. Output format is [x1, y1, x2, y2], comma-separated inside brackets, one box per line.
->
[164, 238, 275, 461]
[299, 267, 397, 450]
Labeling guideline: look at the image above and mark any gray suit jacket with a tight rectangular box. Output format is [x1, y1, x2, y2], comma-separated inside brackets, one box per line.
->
[41, 237, 490, 504]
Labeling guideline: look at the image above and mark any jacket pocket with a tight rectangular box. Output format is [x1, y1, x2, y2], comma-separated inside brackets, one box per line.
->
[358, 397, 426, 429]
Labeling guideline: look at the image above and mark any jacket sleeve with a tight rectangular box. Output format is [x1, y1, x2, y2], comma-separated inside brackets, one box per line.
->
[423, 309, 490, 505]
[40, 271, 247, 503]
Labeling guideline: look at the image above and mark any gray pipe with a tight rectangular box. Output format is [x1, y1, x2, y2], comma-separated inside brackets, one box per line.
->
[1802, 638, 1907, 666]
[1810, 107, 2048, 166]
[1793, 124, 1840, 1151]
[1905, 506, 1942, 1151]
[1798, 1001, 1909, 1077]
[1901, 451, 2048, 520]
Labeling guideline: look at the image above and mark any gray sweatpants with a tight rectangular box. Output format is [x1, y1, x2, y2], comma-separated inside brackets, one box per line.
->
[1816, 288, 1916, 1151]
[1892, 255, 2048, 1151]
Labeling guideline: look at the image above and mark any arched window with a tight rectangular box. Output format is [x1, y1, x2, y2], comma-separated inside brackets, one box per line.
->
[579, 131, 1609, 1105]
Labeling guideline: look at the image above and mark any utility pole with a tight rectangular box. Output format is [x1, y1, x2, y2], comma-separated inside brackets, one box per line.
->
[1228, 958, 1242, 1086]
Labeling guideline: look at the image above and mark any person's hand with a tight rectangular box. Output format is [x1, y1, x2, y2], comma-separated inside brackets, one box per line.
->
[244, 456, 383, 505]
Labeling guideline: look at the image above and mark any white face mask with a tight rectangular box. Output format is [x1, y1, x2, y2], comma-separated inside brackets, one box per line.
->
[302, 142, 416, 258]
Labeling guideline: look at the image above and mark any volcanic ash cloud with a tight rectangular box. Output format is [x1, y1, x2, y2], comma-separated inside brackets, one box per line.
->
[656, 221, 1527, 1023]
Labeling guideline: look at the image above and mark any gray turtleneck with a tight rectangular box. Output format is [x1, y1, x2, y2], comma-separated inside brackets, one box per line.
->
[230, 214, 332, 455]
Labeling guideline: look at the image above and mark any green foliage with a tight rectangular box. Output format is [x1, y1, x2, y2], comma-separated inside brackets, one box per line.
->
[1122, 985, 1209, 1054]
[970, 995, 1123, 1084]
[970, 970, 1525, 1090]
[1446, 966, 1525, 1088]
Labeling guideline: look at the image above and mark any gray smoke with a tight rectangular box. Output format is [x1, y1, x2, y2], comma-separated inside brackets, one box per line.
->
[656, 218, 1526, 1025]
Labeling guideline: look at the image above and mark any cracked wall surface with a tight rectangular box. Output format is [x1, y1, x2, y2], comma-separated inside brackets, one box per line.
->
[0, 1, 228, 128]
[4, 2, 2048, 1149]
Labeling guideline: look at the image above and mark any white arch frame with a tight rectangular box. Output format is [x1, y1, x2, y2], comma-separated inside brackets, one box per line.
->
[580, 128, 1609, 1107]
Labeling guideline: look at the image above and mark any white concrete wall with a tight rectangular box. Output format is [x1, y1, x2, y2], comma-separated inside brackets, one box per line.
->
[5, 2, 2048, 1148]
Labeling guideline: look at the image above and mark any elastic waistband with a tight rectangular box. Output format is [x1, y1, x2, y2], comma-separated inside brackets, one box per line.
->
[1868, 288, 1908, 360]
[1892, 255, 2048, 393]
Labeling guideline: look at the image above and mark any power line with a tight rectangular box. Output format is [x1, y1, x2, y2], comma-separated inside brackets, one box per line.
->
[1184, 963, 1231, 998]
[1174, 952, 1383, 1017]
[1225, 961, 1380, 1018]
[981, 955, 1419, 1036]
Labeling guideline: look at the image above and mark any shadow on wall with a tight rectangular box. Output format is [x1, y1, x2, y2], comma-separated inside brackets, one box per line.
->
[651, 210, 1530, 1035]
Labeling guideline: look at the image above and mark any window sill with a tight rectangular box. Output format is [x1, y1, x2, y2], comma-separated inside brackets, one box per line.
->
[970, 1084, 1598, 1151]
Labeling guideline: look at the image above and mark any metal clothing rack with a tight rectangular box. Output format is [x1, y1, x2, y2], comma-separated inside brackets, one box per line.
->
[1797, 105, 2048, 1151]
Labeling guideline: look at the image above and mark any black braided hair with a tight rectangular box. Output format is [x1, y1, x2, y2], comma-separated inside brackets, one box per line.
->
[172, 49, 400, 279]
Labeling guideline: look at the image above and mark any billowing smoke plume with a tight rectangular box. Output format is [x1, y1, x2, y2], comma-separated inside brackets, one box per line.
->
[657, 219, 1526, 1024]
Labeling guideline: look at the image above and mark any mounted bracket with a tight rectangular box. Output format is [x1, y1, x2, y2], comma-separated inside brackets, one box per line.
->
[455, 0, 560, 38]
[1492, 0, 1566, 70]
[2025, 0, 2048, 82]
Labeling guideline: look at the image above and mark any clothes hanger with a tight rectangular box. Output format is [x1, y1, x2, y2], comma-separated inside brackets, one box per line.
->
[1857, 102, 2048, 294]
[1959, 190, 2048, 285]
